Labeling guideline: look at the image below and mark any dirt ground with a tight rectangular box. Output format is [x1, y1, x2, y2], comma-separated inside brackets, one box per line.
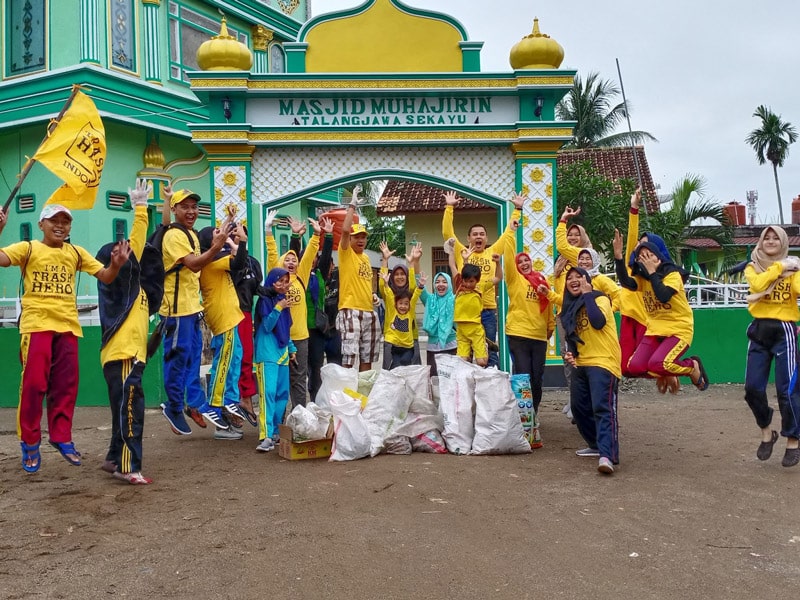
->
[1, 381, 799, 600]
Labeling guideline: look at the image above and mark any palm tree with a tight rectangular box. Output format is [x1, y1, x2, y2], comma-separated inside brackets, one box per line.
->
[642, 174, 733, 268]
[745, 105, 798, 224]
[556, 71, 657, 148]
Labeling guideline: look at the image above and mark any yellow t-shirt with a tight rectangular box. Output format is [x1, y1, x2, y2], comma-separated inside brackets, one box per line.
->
[382, 286, 423, 348]
[378, 265, 418, 337]
[574, 295, 622, 379]
[443, 206, 520, 309]
[2, 240, 104, 337]
[101, 206, 150, 365]
[267, 234, 320, 341]
[640, 271, 693, 344]
[745, 263, 800, 322]
[200, 254, 244, 336]
[159, 226, 202, 317]
[503, 248, 554, 341]
[338, 245, 374, 311]
[592, 273, 621, 312]
[454, 278, 494, 324]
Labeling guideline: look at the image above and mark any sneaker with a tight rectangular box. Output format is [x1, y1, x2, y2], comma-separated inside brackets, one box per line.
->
[184, 406, 207, 428]
[214, 427, 243, 441]
[256, 438, 275, 452]
[161, 403, 192, 435]
[782, 447, 800, 468]
[224, 403, 247, 422]
[598, 457, 615, 474]
[113, 471, 153, 485]
[199, 405, 229, 430]
[576, 447, 600, 457]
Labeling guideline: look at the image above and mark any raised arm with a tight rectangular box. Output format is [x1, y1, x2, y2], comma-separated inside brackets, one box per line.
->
[339, 185, 360, 251]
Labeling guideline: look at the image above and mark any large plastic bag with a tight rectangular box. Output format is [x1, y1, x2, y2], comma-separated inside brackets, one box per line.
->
[362, 369, 418, 456]
[384, 435, 412, 455]
[470, 368, 532, 455]
[329, 391, 371, 461]
[285, 402, 331, 441]
[411, 430, 448, 454]
[316, 364, 359, 411]
[357, 369, 379, 397]
[435, 354, 480, 455]
[394, 368, 443, 439]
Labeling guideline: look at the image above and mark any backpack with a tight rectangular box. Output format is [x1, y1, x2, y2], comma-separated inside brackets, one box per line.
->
[146, 222, 196, 315]
[144, 223, 196, 358]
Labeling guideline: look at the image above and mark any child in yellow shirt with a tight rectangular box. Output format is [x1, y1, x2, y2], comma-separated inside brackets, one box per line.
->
[449, 247, 501, 367]
[380, 271, 424, 369]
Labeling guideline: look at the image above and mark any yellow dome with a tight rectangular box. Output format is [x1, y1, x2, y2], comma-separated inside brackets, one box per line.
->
[509, 18, 564, 70]
[196, 18, 253, 71]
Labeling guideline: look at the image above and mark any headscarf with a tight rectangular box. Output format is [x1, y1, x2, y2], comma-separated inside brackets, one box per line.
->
[257, 267, 292, 347]
[422, 272, 455, 344]
[516, 252, 549, 313]
[746, 226, 800, 303]
[555, 223, 592, 277]
[578, 248, 601, 277]
[559, 267, 604, 357]
[632, 241, 689, 283]
[197, 226, 231, 260]
[387, 264, 410, 295]
[629, 232, 672, 269]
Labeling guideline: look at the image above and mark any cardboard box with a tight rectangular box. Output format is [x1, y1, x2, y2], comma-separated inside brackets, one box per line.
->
[278, 424, 333, 460]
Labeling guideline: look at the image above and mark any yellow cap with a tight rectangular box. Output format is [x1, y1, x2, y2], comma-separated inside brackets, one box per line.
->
[170, 189, 201, 207]
[350, 223, 368, 236]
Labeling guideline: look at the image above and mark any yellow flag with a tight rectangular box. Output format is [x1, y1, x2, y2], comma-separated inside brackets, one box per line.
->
[34, 91, 105, 210]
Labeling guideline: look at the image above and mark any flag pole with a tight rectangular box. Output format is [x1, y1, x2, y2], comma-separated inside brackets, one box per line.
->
[2, 84, 85, 214]
[615, 58, 648, 215]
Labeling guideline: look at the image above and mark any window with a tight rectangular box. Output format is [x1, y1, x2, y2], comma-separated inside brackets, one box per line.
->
[168, 2, 248, 83]
[109, 0, 136, 72]
[112, 219, 128, 242]
[5, 0, 46, 77]
[20, 223, 32, 242]
[431, 246, 451, 276]
[269, 44, 285, 73]
[279, 234, 289, 256]
[107, 191, 131, 211]
[16, 194, 35, 214]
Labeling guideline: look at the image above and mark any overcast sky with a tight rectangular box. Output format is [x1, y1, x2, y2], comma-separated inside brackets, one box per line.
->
[315, 1, 800, 224]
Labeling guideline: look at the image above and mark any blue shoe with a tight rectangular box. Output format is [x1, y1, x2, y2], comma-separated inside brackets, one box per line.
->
[199, 404, 229, 430]
[161, 403, 192, 435]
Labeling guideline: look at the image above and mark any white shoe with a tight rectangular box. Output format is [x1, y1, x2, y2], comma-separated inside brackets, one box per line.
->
[598, 457, 614, 474]
[214, 427, 243, 440]
[256, 438, 275, 452]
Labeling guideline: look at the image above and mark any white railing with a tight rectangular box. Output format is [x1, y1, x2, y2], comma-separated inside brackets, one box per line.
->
[685, 276, 749, 308]
[0, 295, 102, 327]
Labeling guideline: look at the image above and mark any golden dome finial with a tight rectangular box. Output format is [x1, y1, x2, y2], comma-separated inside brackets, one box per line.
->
[196, 17, 253, 71]
[509, 17, 564, 70]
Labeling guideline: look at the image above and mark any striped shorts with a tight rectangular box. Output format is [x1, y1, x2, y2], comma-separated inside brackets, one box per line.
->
[336, 308, 382, 366]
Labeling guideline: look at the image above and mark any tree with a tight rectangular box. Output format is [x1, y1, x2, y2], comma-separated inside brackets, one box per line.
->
[745, 105, 798, 224]
[556, 160, 635, 260]
[343, 181, 405, 255]
[556, 72, 657, 149]
[641, 174, 733, 270]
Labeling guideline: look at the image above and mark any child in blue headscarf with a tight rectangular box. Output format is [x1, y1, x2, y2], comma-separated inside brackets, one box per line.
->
[420, 272, 456, 376]
[254, 267, 295, 452]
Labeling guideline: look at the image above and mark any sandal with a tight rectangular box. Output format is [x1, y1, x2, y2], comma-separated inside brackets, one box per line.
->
[690, 356, 709, 391]
[21, 441, 41, 473]
[756, 430, 779, 461]
[50, 441, 82, 466]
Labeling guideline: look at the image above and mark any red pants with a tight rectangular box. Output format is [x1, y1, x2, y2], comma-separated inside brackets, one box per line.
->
[627, 335, 694, 378]
[17, 331, 79, 445]
[237, 311, 257, 398]
[620, 315, 647, 377]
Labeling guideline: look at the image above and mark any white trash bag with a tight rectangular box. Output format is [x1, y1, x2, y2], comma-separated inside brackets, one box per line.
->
[435, 354, 480, 455]
[362, 369, 417, 456]
[329, 391, 371, 461]
[470, 368, 532, 455]
[316, 363, 358, 411]
[285, 402, 331, 441]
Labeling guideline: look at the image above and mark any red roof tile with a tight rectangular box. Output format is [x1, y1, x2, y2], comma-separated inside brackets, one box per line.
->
[378, 146, 658, 215]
